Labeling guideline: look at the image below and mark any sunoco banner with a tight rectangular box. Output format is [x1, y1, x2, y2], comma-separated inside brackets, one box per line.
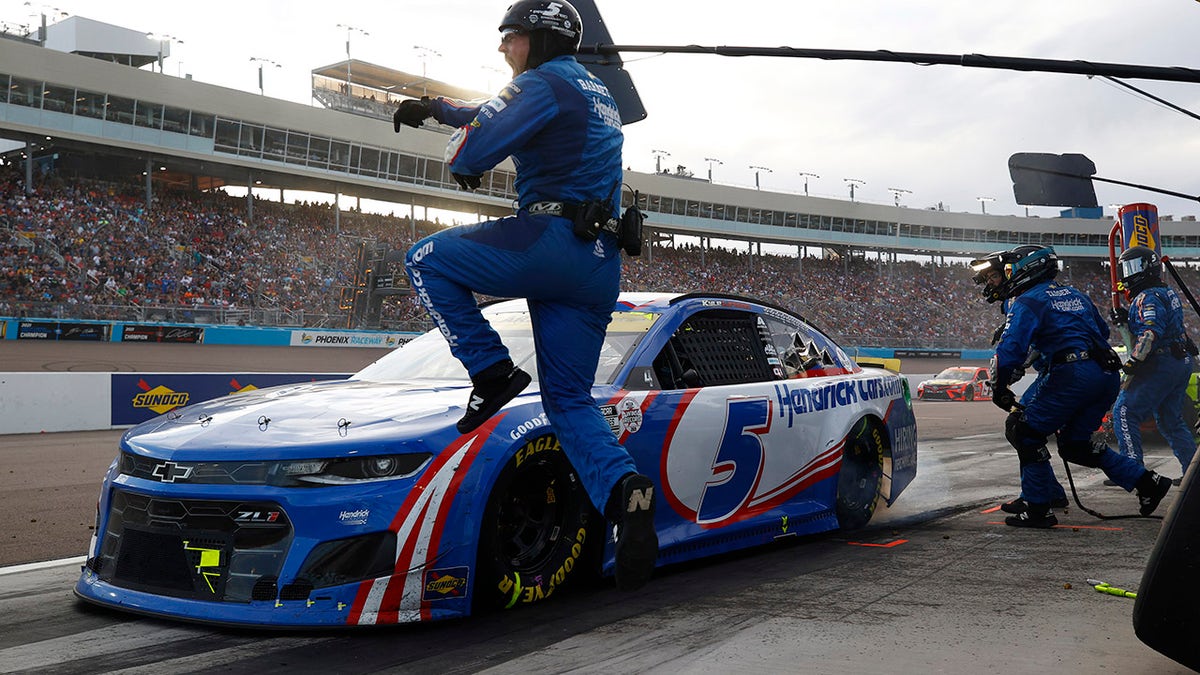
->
[111, 372, 350, 426]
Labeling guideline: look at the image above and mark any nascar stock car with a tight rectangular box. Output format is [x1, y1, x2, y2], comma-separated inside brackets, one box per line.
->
[916, 366, 992, 402]
[75, 292, 918, 627]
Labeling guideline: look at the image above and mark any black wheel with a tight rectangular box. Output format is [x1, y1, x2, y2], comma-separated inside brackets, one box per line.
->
[475, 436, 599, 611]
[836, 418, 885, 530]
[965, 387, 975, 401]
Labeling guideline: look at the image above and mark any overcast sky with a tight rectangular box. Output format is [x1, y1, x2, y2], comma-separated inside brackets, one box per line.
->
[8, 1, 1200, 219]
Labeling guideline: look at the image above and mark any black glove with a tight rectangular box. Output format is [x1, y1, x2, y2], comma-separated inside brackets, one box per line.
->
[453, 173, 482, 191]
[991, 364, 1016, 391]
[1109, 306, 1129, 327]
[393, 96, 433, 131]
[1121, 359, 1143, 376]
[990, 322, 1006, 346]
[992, 386, 1018, 412]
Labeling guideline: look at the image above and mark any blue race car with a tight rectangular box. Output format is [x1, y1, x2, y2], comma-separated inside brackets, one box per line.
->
[75, 292, 918, 627]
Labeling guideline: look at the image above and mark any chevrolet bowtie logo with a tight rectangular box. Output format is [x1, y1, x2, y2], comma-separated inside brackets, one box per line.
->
[152, 461, 194, 483]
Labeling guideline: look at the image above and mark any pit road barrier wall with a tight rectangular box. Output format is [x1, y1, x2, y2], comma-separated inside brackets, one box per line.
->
[0, 317, 990, 435]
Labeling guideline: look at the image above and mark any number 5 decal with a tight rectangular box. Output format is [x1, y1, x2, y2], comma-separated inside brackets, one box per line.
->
[696, 397, 771, 524]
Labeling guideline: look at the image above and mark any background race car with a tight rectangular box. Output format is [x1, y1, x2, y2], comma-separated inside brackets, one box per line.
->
[75, 292, 918, 628]
[916, 366, 992, 402]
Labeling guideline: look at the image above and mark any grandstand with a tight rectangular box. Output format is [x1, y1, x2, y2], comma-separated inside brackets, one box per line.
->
[3, 17, 1199, 350]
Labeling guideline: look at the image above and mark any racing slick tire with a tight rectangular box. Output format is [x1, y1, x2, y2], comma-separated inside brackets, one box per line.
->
[475, 435, 600, 612]
[965, 387, 975, 401]
[835, 418, 885, 530]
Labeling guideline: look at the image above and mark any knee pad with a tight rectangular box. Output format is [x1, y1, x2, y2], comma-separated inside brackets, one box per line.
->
[1005, 413, 1051, 466]
[1057, 435, 1105, 468]
[1017, 444, 1052, 466]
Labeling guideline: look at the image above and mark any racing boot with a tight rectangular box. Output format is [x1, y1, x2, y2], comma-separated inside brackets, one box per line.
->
[606, 473, 659, 592]
[1004, 502, 1057, 528]
[1135, 471, 1171, 517]
[1000, 496, 1068, 514]
[456, 360, 532, 434]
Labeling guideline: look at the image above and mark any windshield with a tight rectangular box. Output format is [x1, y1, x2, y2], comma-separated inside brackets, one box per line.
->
[934, 368, 976, 382]
[353, 304, 659, 385]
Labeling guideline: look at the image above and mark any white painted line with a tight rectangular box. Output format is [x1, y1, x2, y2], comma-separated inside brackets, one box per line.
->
[0, 555, 86, 576]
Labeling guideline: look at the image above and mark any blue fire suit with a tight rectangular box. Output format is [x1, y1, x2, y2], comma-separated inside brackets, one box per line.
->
[1114, 285, 1196, 474]
[994, 280, 1148, 503]
[403, 56, 636, 514]
[1014, 352, 1070, 505]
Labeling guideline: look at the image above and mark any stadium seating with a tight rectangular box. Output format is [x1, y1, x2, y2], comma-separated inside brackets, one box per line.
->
[4, 168, 1198, 347]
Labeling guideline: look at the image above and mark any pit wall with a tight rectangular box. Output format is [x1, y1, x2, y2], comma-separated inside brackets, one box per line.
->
[0, 318, 991, 435]
[0, 318, 418, 435]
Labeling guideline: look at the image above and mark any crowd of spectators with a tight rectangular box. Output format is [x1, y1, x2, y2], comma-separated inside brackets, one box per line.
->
[1, 168, 432, 329]
[4, 168, 1199, 349]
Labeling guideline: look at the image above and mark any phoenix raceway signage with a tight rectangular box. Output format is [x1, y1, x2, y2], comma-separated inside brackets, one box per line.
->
[289, 329, 413, 348]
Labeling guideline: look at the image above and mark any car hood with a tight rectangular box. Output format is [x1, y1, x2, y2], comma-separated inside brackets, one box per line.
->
[121, 378, 529, 460]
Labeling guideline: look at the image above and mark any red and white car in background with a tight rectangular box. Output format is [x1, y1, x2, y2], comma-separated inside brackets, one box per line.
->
[916, 366, 992, 402]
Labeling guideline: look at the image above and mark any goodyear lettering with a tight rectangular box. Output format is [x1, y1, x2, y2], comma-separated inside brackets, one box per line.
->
[515, 435, 561, 467]
[509, 412, 550, 440]
[503, 526, 587, 605]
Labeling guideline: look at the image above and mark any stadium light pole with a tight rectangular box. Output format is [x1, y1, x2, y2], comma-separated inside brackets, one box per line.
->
[337, 24, 369, 91]
[844, 178, 866, 201]
[977, 196, 995, 214]
[146, 33, 183, 74]
[250, 57, 281, 96]
[750, 165, 772, 190]
[888, 187, 912, 206]
[413, 45, 443, 96]
[799, 171, 819, 196]
[652, 149, 671, 174]
[704, 157, 723, 182]
[23, 2, 66, 46]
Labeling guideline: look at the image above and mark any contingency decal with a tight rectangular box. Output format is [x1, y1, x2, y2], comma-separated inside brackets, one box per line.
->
[602, 391, 654, 442]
